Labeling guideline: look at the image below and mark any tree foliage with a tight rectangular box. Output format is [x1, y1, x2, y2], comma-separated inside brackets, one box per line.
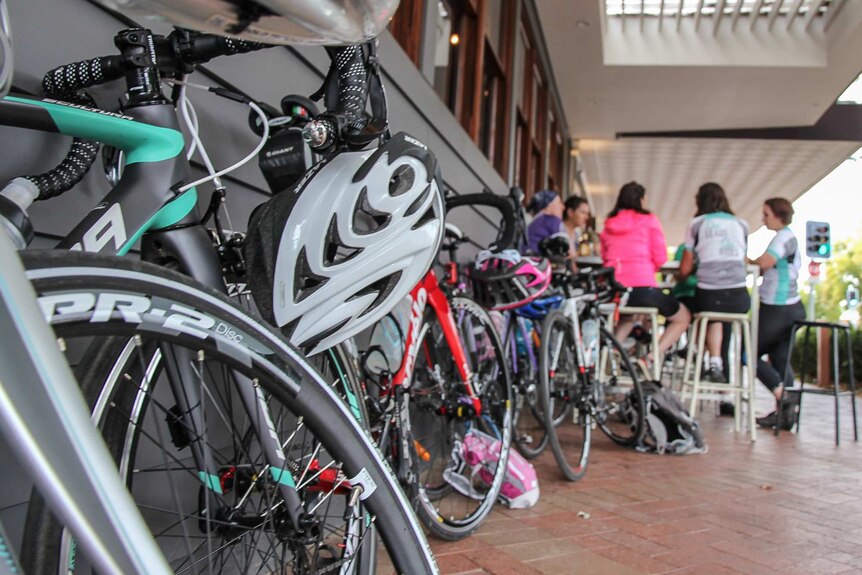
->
[814, 236, 862, 321]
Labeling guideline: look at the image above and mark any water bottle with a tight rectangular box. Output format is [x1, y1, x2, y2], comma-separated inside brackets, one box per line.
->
[581, 318, 599, 367]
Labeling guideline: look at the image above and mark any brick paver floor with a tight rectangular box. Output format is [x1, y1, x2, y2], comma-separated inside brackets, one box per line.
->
[426, 388, 861, 575]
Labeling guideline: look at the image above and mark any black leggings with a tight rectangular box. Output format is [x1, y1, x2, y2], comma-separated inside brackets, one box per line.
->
[756, 301, 805, 392]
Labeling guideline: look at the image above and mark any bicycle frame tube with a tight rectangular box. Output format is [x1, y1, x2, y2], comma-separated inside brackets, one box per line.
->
[1, 95, 309, 532]
[0, 230, 171, 574]
[392, 271, 481, 412]
[517, 316, 539, 372]
[563, 297, 589, 374]
[0, 96, 198, 254]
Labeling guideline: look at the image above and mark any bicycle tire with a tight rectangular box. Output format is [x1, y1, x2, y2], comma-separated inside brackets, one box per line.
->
[540, 310, 591, 482]
[507, 319, 549, 460]
[404, 295, 513, 541]
[18, 251, 437, 575]
[595, 325, 645, 447]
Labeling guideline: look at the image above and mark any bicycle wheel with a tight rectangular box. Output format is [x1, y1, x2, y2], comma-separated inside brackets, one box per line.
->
[18, 251, 437, 575]
[404, 295, 512, 541]
[507, 319, 549, 459]
[596, 325, 645, 447]
[540, 310, 591, 482]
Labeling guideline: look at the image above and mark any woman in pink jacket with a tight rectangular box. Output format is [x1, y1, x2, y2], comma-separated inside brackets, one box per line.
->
[600, 182, 691, 362]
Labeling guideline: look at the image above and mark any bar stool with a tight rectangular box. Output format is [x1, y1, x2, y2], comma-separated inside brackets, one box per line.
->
[618, 306, 661, 382]
[681, 311, 756, 441]
[775, 320, 858, 445]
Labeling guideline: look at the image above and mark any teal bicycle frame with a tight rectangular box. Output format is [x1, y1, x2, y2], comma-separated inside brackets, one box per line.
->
[0, 91, 314, 556]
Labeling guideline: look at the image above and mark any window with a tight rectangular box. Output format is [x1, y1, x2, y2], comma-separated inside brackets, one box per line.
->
[484, 0, 505, 58]
[389, 0, 425, 65]
[392, 0, 568, 196]
[547, 111, 564, 192]
[512, 17, 549, 198]
[478, 0, 513, 176]
[432, 0, 479, 132]
[432, 0, 455, 104]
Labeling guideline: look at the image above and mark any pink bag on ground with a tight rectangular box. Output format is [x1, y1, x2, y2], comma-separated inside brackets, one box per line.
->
[444, 428, 540, 509]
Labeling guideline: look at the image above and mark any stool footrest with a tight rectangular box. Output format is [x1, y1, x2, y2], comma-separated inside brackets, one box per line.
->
[694, 312, 750, 321]
[683, 383, 747, 393]
[796, 388, 855, 397]
[792, 320, 851, 330]
[619, 307, 660, 314]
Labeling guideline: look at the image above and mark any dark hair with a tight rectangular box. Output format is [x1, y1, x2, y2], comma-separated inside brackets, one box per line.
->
[608, 181, 648, 218]
[564, 195, 588, 213]
[764, 197, 794, 225]
[695, 182, 733, 216]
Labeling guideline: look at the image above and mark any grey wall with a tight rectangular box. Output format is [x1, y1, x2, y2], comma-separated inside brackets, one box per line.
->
[0, 0, 512, 549]
[0, 0, 508, 246]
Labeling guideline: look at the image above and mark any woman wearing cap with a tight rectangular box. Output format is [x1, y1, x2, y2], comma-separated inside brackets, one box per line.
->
[526, 189, 569, 256]
[600, 181, 691, 363]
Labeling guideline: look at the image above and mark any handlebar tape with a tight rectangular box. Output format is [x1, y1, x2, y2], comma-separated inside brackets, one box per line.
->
[444, 193, 516, 252]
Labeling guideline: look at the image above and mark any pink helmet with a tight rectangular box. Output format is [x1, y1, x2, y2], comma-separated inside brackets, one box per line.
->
[472, 250, 552, 311]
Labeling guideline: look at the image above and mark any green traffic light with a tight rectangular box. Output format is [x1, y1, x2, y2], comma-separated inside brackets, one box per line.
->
[819, 244, 829, 255]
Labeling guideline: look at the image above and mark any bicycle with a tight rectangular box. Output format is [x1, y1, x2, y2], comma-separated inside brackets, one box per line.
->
[437, 191, 550, 459]
[358, 194, 514, 541]
[539, 265, 646, 481]
[462, 188, 563, 460]
[0, 23, 440, 574]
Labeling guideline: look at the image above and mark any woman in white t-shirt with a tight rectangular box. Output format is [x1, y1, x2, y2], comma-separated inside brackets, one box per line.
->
[748, 197, 804, 429]
[679, 183, 749, 384]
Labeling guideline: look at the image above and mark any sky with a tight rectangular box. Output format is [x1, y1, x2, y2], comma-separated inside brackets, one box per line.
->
[747, 145, 862, 285]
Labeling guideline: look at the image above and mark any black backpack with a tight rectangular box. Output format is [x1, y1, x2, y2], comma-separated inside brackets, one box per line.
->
[630, 381, 707, 455]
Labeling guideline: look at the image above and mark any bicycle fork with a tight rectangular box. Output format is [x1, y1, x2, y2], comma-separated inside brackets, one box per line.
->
[158, 345, 326, 537]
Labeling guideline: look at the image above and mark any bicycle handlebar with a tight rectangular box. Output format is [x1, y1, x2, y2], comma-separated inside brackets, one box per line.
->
[31, 29, 272, 202]
[557, 265, 627, 303]
[444, 192, 516, 252]
[42, 31, 269, 100]
[175, 33, 268, 64]
[42, 56, 125, 101]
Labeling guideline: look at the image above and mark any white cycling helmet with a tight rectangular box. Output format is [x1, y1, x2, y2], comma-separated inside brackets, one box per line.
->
[90, 0, 399, 45]
[245, 132, 444, 353]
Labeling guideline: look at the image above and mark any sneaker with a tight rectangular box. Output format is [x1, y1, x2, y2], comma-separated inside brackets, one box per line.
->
[756, 411, 778, 428]
[704, 366, 727, 384]
[756, 406, 796, 431]
[718, 401, 735, 417]
[778, 393, 800, 430]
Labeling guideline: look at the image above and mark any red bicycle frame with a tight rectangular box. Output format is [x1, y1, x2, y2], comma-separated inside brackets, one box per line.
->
[390, 270, 482, 415]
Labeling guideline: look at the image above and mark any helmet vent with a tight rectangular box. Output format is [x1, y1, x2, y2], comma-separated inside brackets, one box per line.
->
[299, 317, 351, 354]
[405, 183, 431, 217]
[389, 164, 415, 197]
[294, 246, 329, 303]
[353, 186, 391, 235]
[324, 214, 363, 267]
[349, 271, 403, 318]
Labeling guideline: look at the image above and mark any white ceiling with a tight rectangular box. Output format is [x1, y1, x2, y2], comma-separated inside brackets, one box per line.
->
[535, 0, 862, 241]
[578, 137, 859, 243]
